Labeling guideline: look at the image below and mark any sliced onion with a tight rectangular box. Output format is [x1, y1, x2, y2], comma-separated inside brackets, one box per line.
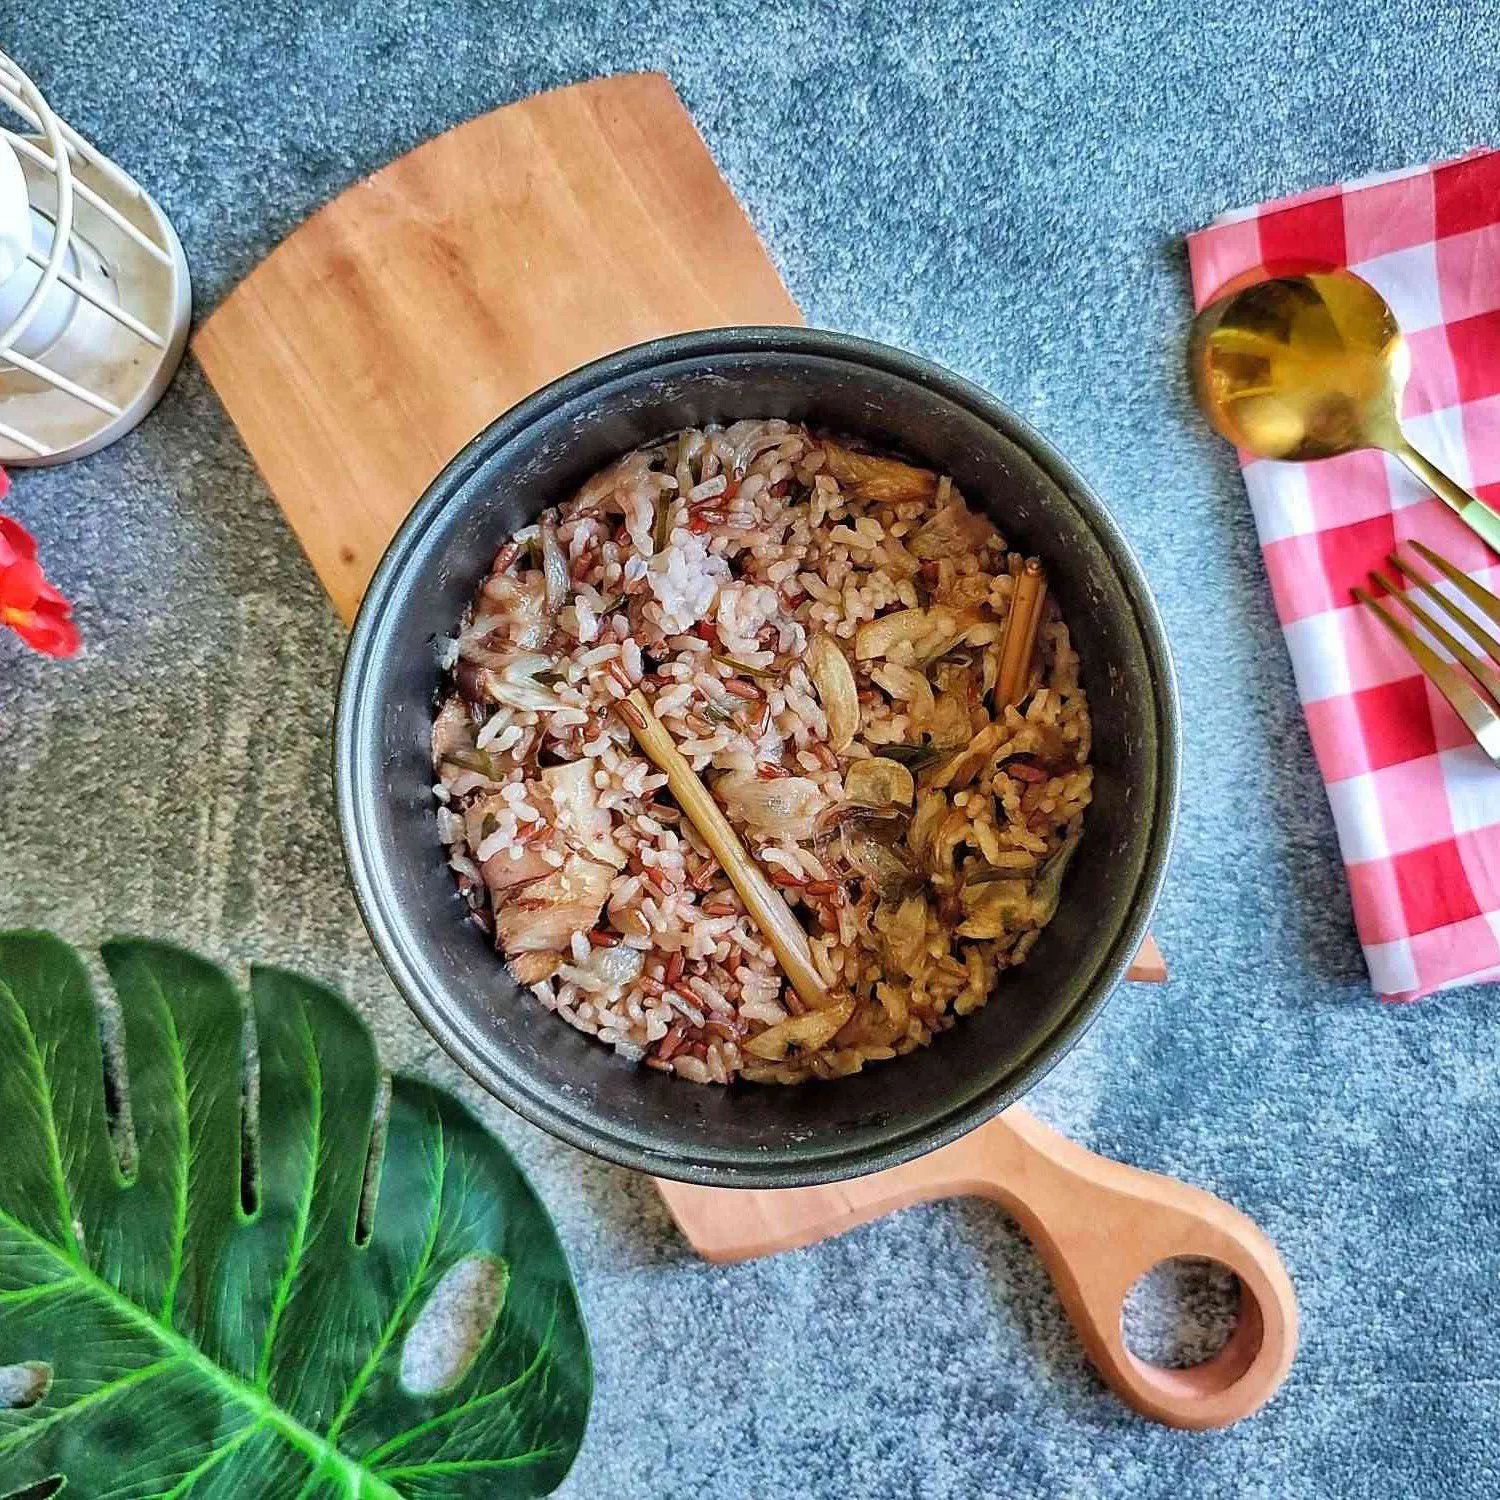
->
[481, 845, 556, 900]
[806, 633, 859, 752]
[559, 943, 646, 992]
[446, 767, 498, 797]
[914, 607, 988, 665]
[843, 757, 914, 811]
[928, 721, 1008, 790]
[495, 855, 612, 952]
[513, 610, 553, 652]
[486, 677, 564, 712]
[958, 878, 1031, 939]
[479, 571, 551, 649]
[927, 694, 973, 749]
[928, 804, 975, 875]
[744, 996, 855, 1061]
[871, 662, 936, 736]
[540, 517, 570, 614]
[854, 608, 928, 661]
[498, 901, 599, 952]
[856, 605, 989, 667]
[907, 789, 948, 862]
[821, 443, 939, 504]
[723, 419, 794, 474]
[715, 771, 826, 841]
[503, 651, 555, 681]
[463, 610, 508, 641]
[1009, 721, 1074, 774]
[456, 639, 517, 670]
[541, 761, 626, 868]
[912, 500, 995, 560]
[839, 820, 916, 901]
[880, 892, 929, 972]
[431, 697, 475, 768]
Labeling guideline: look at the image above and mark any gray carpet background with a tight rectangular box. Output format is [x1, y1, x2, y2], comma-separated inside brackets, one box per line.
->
[3, 2, 1500, 1495]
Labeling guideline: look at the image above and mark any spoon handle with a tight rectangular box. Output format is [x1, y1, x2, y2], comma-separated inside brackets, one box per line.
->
[1393, 441, 1500, 553]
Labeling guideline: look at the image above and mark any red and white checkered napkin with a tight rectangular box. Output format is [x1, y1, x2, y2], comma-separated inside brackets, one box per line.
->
[1188, 150, 1500, 1002]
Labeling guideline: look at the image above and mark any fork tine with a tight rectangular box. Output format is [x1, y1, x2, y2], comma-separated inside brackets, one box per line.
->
[1408, 540, 1500, 631]
[1386, 550, 1500, 673]
[1373, 566, 1500, 707]
[1354, 585, 1500, 764]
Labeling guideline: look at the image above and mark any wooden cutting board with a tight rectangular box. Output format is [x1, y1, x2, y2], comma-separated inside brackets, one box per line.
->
[196, 73, 802, 627]
[192, 73, 1291, 1430]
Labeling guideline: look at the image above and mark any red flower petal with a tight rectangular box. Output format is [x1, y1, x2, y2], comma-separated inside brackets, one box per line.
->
[0, 557, 45, 612]
[32, 576, 69, 609]
[8, 606, 80, 656]
[0, 504, 80, 658]
[0, 514, 37, 567]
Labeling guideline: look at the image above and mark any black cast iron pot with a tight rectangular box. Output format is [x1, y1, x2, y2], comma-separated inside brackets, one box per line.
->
[335, 328, 1179, 1187]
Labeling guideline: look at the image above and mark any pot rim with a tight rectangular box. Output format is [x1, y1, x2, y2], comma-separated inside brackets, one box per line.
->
[335, 326, 1181, 1186]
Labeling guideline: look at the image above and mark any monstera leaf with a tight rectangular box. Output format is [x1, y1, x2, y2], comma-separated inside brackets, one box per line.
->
[0, 934, 591, 1498]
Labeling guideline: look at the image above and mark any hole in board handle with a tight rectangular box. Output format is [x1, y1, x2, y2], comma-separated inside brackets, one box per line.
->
[1122, 1255, 1241, 1368]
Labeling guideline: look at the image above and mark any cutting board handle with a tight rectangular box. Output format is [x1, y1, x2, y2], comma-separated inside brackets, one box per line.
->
[667, 1107, 1298, 1426]
[826, 1107, 1297, 1428]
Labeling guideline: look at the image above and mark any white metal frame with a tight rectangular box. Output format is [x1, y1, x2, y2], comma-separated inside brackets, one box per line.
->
[0, 49, 189, 463]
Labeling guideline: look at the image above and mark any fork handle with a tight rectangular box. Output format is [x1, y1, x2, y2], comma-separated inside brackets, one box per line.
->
[1394, 441, 1500, 553]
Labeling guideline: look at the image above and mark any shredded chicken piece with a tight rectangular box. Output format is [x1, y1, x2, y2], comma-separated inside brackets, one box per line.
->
[495, 855, 613, 952]
[541, 762, 626, 869]
[821, 443, 939, 504]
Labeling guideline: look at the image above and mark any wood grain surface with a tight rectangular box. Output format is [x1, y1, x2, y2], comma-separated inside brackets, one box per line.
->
[195, 73, 802, 625]
[192, 69, 1167, 984]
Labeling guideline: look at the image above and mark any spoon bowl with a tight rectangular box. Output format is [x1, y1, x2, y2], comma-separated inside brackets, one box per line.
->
[1190, 269, 1500, 550]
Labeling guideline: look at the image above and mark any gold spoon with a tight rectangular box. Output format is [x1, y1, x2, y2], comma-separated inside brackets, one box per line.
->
[1190, 269, 1500, 551]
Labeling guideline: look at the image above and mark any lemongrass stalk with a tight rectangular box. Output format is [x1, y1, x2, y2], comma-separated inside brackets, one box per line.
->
[616, 690, 837, 1012]
[997, 558, 1047, 708]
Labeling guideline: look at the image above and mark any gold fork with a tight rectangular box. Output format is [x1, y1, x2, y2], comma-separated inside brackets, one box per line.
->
[1354, 540, 1500, 765]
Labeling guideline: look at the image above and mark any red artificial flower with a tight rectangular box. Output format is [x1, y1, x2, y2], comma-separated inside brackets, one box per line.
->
[0, 508, 80, 659]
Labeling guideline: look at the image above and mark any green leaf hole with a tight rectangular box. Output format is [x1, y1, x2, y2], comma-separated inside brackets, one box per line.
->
[0, 1362, 51, 1410]
[1, 1478, 65, 1500]
[399, 1253, 509, 1396]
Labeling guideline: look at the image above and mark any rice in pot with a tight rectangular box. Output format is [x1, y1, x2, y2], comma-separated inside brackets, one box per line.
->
[431, 423, 1092, 1085]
